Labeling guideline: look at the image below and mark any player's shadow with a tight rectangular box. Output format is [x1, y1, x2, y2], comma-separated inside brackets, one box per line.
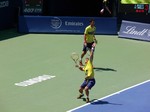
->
[81, 99, 122, 106]
[93, 67, 117, 72]
[90, 99, 122, 105]
[82, 98, 86, 102]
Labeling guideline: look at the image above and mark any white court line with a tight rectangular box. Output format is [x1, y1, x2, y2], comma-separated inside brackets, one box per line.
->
[15, 75, 56, 87]
[67, 79, 150, 112]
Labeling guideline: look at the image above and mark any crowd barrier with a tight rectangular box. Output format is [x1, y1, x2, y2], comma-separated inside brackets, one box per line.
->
[19, 16, 117, 35]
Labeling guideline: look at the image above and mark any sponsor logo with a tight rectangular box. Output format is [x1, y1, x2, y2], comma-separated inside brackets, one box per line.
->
[65, 21, 83, 26]
[119, 20, 150, 41]
[0, 0, 9, 8]
[122, 26, 149, 36]
[50, 17, 62, 29]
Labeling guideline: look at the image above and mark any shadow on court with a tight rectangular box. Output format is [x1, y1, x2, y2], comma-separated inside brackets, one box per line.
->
[90, 100, 122, 105]
[0, 28, 27, 41]
[80, 98, 122, 106]
[93, 67, 117, 72]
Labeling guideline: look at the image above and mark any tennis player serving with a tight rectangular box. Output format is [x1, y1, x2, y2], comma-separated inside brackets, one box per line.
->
[76, 58, 96, 103]
[79, 18, 97, 66]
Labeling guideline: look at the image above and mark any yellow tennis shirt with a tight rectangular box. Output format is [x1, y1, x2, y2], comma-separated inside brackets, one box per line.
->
[83, 60, 94, 79]
[84, 25, 96, 43]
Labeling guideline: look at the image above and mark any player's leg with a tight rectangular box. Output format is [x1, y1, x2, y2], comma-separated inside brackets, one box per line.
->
[84, 79, 96, 103]
[90, 49, 94, 63]
[89, 42, 96, 63]
[77, 80, 87, 99]
[79, 44, 87, 66]
[80, 51, 86, 66]
[84, 87, 90, 103]
[77, 87, 84, 99]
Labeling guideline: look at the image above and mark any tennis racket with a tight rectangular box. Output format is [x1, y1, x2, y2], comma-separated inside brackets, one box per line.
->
[71, 52, 79, 66]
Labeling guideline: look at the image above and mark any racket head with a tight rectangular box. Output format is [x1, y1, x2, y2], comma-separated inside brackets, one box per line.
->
[71, 52, 79, 62]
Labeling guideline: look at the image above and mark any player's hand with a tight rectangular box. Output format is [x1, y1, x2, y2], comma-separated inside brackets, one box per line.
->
[92, 43, 96, 48]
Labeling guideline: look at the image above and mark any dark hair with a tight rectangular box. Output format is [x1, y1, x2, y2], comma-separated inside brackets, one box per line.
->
[89, 18, 95, 23]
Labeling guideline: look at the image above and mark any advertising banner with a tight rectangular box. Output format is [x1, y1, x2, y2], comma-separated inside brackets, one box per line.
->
[19, 16, 117, 34]
[119, 20, 150, 41]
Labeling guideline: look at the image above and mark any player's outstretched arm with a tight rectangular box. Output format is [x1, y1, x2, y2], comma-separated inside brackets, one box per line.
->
[76, 65, 84, 71]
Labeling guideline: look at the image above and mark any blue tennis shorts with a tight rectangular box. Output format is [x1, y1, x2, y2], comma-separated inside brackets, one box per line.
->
[81, 78, 96, 89]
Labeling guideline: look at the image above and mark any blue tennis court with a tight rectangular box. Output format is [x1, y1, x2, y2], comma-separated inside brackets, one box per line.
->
[68, 80, 150, 112]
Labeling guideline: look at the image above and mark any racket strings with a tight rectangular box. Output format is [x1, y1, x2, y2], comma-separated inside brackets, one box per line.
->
[71, 52, 79, 63]
[71, 53, 79, 61]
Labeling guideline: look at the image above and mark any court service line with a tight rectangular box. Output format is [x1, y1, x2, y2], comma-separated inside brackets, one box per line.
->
[66, 79, 150, 112]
